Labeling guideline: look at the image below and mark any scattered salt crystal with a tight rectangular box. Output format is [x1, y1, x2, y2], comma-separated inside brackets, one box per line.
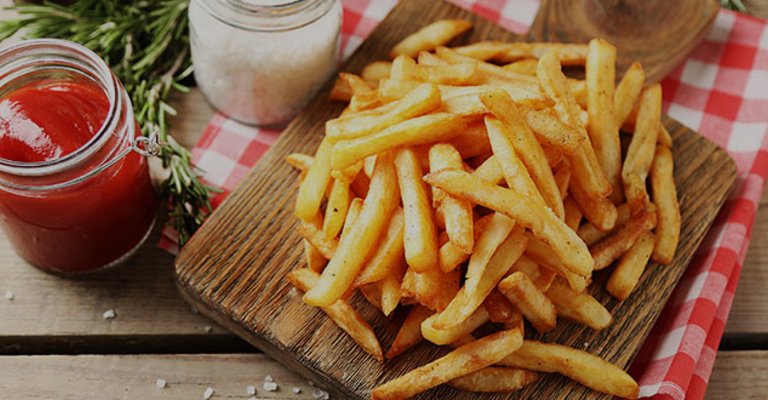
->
[264, 375, 274, 383]
[263, 381, 278, 392]
[203, 387, 214, 399]
[204, 325, 213, 333]
[292, 387, 302, 394]
[102, 309, 116, 320]
[249, 397, 257, 400]
[156, 378, 167, 389]
[341, 372, 349, 380]
[308, 381, 315, 387]
[584, 342, 590, 347]
[246, 385, 256, 395]
[4, 291, 13, 301]
[313, 389, 330, 399]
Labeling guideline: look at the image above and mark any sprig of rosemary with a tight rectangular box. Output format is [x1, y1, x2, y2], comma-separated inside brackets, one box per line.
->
[721, 0, 748, 12]
[0, 0, 215, 245]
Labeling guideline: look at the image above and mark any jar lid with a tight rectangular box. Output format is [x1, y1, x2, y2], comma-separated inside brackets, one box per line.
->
[194, 0, 337, 32]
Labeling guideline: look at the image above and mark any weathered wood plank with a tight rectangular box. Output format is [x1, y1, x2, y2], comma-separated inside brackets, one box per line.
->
[0, 351, 764, 399]
[0, 353, 318, 400]
[705, 351, 768, 400]
[724, 187, 768, 335]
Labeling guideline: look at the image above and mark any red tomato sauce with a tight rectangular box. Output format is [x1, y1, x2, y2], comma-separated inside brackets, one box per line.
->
[0, 80, 156, 274]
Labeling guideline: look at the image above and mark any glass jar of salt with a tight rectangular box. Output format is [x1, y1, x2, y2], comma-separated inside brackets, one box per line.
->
[189, 0, 342, 126]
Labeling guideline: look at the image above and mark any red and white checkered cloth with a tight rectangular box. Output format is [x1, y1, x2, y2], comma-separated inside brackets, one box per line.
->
[161, 1, 768, 398]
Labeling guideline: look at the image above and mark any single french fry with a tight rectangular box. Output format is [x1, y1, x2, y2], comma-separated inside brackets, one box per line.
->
[482, 93, 565, 219]
[525, 237, 588, 293]
[404, 265, 461, 312]
[439, 214, 494, 272]
[463, 214, 517, 292]
[454, 41, 588, 65]
[614, 61, 645, 128]
[509, 255, 557, 292]
[578, 203, 631, 246]
[421, 305, 490, 346]
[299, 218, 338, 259]
[444, 119, 491, 159]
[650, 144, 680, 264]
[390, 19, 472, 58]
[503, 58, 538, 75]
[395, 148, 439, 273]
[386, 305, 433, 359]
[484, 289, 524, 325]
[434, 47, 542, 94]
[359, 282, 383, 311]
[339, 197, 363, 242]
[525, 109, 585, 155]
[303, 238, 327, 273]
[658, 123, 674, 148]
[591, 205, 657, 270]
[607, 230, 655, 301]
[586, 39, 622, 203]
[391, 54, 481, 85]
[485, 116, 546, 204]
[570, 79, 587, 109]
[361, 61, 392, 84]
[288, 269, 384, 361]
[295, 138, 333, 221]
[372, 328, 523, 400]
[337, 73, 381, 111]
[322, 178, 351, 240]
[381, 275, 402, 316]
[499, 340, 639, 399]
[304, 153, 399, 307]
[429, 143, 475, 253]
[330, 75, 353, 102]
[499, 271, 558, 334]
[424, 169, 594, 277]
[326, 82, 441, 140]
[354, 208, 405, 286]
[545, 279, 612, 330]
[537, 52, 612, 200]
[570, 178, 618, 232]
[432, 225, 527, 330]
[332, 113, 468, 170]
[564, 196, 582, 231]
[622, 84, 661, 214]
[449, 366, 538, 392]
[472, 155, 504, 185]
[553, 163, 571, 199]
[285, 153, 314, 173]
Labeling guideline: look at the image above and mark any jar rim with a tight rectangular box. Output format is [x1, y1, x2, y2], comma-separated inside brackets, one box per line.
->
[0, 39, 122, 178]
[192, 0, 337, 32]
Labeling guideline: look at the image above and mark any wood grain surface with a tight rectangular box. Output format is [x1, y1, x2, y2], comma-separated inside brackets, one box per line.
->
[0, 351, 763, 400]
[174, 0, 737, 399]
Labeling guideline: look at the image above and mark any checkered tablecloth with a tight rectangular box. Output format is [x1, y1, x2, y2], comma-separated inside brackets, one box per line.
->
[161, 1, 768, 398]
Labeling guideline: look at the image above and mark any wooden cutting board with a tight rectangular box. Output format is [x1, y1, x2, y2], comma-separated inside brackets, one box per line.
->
[175, 0, 733, 399]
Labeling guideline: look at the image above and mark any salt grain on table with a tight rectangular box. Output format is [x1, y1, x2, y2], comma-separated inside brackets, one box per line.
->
[246, 385, 256, 395]
[155, 378, 167, 389]
[263, 381, 278, 392]
[102, 309, 116, 320]
[4, 290, 13, 301]
[292, 387, 302, 394]
[203, 387, 214, 400]
[264, 374, 274, 383]
[312, 389, 330, 400]
[204, 325, 213, 333]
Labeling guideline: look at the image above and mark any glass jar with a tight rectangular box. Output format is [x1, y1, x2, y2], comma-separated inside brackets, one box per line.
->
[189, 0, 342, 126]
[0, 39, 157, 275]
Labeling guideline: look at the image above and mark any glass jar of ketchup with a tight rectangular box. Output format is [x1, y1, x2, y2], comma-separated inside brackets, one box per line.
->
[0, 39, 157, 275]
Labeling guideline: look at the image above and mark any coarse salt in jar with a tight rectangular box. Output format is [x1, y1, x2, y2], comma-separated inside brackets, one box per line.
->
[189, 0, 342, 126]
[0, 39, 157, 275]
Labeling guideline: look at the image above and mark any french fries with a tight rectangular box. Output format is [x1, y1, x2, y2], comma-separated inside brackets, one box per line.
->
[287, 23, 681, 399]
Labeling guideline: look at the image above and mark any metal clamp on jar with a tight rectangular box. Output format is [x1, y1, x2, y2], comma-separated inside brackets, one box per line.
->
[189, 0, 342, 127]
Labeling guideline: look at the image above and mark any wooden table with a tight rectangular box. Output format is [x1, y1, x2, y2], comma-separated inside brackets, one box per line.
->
[1, 12, 767, 400]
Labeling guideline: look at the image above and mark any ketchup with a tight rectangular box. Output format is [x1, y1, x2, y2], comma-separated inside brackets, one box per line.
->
[0, 79, 156, 274]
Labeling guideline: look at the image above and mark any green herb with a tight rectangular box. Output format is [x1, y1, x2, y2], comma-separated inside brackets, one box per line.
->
[0, 0, 215, 245]
[721, 0, 747, 12]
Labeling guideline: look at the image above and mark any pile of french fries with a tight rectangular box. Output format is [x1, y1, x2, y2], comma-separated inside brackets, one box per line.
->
[286, 18, 681, 400]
